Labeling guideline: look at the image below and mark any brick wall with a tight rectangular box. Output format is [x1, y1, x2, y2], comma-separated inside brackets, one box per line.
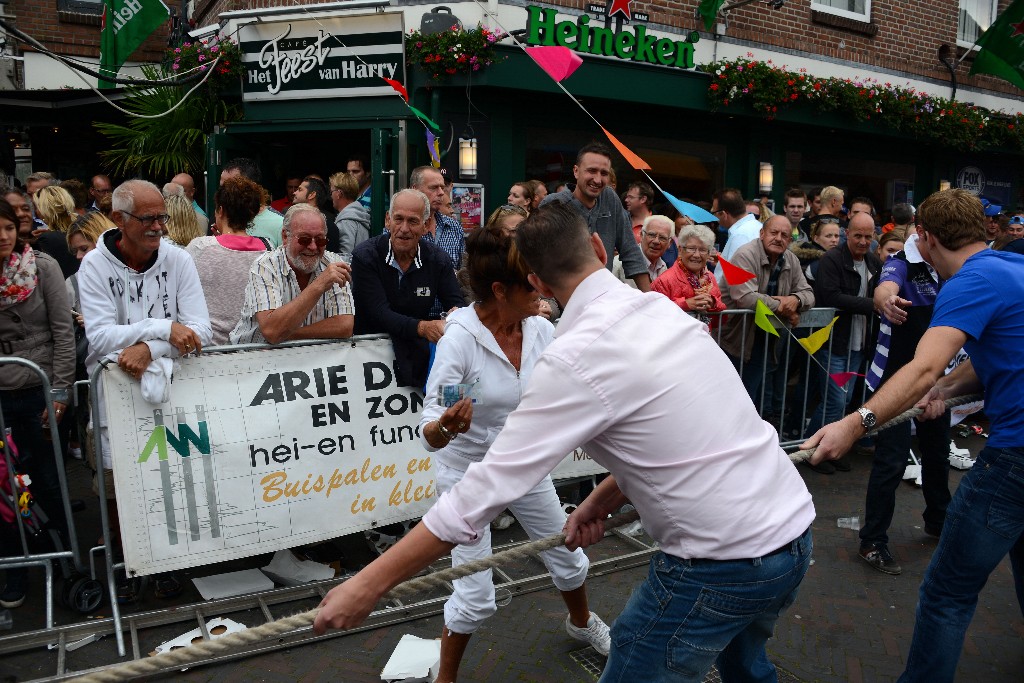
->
[189, 0, 1019, 97]
[7, 0, 169, 61]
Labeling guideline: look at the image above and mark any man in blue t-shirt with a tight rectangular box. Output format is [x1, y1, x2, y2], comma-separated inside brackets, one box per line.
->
[804, 188, 1024, 682]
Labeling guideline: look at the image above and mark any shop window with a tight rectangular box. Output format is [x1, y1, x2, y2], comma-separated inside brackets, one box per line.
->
[958, 0, 998, 48]
[810, 0, 871, 22]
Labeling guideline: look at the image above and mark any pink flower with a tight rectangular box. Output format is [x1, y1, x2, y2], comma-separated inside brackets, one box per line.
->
[211, 45, 219, 53]
[172, 63, 180, 71]
[174, 48, 181, 54]
[199, 65, 207, 71]
[198, 54, 206, 62]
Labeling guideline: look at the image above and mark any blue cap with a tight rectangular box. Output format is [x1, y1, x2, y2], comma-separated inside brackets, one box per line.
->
[984, 204, 1003, 217]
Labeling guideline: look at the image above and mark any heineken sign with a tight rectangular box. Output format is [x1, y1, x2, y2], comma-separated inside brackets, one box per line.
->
[239, 12, 405, 101]
[525, 5, 699, 69]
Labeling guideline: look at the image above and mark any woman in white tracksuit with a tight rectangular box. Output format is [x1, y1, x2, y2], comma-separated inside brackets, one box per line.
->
[419, 223, 609, 683]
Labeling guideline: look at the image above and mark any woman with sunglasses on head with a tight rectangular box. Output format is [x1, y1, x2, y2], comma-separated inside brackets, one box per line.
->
[185, 176, 267, 344]
[471, 204, 555, 319]
[420, 224, 610, 682]
[791, 214, 841, 283]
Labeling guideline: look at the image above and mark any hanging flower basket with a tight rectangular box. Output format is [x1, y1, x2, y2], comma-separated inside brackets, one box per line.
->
[405, 25, 505, 81]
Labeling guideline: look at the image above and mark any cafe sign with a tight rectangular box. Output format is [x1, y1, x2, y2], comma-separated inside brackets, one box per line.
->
[239, 12, 405, 102]
[525, 5, 699, 69]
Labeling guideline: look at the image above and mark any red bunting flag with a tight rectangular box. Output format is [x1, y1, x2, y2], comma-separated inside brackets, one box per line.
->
[525, 46, 583, 82]
[601, 127, 651, 170]
[829, 371, 864, 388]
[383, 78, 408, 102]
[717, 255, 756, 286]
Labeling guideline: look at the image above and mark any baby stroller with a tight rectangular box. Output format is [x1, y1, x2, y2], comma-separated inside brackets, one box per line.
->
[1, 428, 103, 616]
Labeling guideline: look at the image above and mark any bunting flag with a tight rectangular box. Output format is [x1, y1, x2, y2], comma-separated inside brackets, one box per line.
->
[99, 0, 170, 89]
[797, 316, 839, 355]
[754, 300, 779, 337]
[601, 128, 651, 170]
[968, 0, 1024, 90]
[525, 46, 583, 82]
[717, 255, 756, 286]
[426, 131, 441, 167]
[830, 371, 864, 388]
[407, 105, 441, 132]
[383, 78, 409, 102]
[661, 189, 719, 224]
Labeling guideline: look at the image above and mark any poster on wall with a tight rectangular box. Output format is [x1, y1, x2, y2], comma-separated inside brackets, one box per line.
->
[954, 162, 1013, 206]
[452, 183, 485, 232]
[103, 338, 604, 576]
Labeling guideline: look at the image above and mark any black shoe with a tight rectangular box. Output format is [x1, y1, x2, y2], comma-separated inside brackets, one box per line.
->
[832, 458, 852, 472]
[805, 459, 836, 474]
[859, 544, 902, 575]
[924, 522, 943, 538]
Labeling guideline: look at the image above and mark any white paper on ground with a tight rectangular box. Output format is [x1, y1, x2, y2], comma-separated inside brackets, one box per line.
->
[191, 569, 274, 601]
[261, 549, 335, 586]
[380, 633, 441, 682]
[151, 617, 247, 655]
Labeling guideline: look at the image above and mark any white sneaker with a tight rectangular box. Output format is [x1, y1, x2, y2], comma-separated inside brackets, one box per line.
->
[948, 453, 974, 470]
[565, 612, 611, 656]
[490, 511, 516, 530]
[949, 441, 970, 457]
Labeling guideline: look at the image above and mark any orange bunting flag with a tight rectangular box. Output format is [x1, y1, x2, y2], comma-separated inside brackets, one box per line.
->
[754, 300, 779, 337]
[600, 128, 651, 170]
[830, 371, 864, 388]
[797, 316, 839, 355]
[384, 78, 408, 102]
[525, 46, 583, 82]
[717, 255, 756, 286]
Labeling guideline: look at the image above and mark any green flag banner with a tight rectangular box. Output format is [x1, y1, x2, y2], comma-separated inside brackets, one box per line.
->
[969, 0, 1024, 90]
[754, 299, 780, 337]
[99, 0, 170, 89]
[697, 0, 727, 32]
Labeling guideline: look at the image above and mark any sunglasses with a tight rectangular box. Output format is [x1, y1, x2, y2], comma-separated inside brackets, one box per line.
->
[815, 216, 841, 225]
[295, 235, 328, 248]
[498, 204, 529, 215]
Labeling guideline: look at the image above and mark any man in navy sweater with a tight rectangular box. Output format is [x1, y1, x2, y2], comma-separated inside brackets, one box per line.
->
[352, 189, 464, 388]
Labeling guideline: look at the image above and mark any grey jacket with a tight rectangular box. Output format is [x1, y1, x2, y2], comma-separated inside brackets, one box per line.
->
[335, 202, 371, 255]
[719, 238, 815, 362]
[540, 187, 647, 279]
[0, 250, 76, 396]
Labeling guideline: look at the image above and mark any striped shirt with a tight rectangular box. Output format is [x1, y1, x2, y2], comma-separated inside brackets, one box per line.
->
[229, 247, 354, 344]
[422, 211, 463, 317]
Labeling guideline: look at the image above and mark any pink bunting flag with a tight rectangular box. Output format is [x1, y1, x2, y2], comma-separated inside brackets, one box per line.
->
[601, 128, 651, 171]
[717, 255, 756, 286]
[525, 46, 583, 82]
[829, 371, 865, 388]
[383, 78, 408, 102]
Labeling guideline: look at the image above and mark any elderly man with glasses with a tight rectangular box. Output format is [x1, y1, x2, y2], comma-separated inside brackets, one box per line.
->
[230, 203, 354, 344]
[77, 178, 212, 601]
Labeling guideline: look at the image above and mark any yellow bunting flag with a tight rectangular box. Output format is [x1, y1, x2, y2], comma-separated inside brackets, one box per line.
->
[754, 300, 779, 337]
[797, 316, 839, 355]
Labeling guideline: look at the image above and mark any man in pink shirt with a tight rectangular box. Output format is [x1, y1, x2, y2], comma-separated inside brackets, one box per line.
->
[314, 204, 815, 682]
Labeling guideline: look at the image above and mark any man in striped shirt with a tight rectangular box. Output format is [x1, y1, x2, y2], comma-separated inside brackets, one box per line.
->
[230, 204, 354, 345]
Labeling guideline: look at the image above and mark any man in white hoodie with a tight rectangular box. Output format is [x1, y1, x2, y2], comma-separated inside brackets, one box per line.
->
[78, 179, 212, 599]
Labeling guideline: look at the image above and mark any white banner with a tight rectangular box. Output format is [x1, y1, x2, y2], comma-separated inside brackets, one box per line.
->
[103, 338, 604, 576]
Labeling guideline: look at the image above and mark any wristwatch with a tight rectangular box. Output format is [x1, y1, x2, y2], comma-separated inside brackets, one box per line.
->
[856, 407, 878, 430]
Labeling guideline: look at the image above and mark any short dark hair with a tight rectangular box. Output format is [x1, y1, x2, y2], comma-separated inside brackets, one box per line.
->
[302, 176, 332, 215]
[515, 203, 597, 288]
[215, 176, 263, 230]
[891, 203, 914, 225]
[346, 154, 370, 172]
[575, 142, 614, 167]
[784, 188, 807, 203]
[714, 188, 746, 218]
[809, 186, 823, 201]
[60, 179, 90, 211]
[223, 157, 261, 184]
[849, 196, 875, 216]
[465, 224, 531, 302]
[628, 181, 655, 207]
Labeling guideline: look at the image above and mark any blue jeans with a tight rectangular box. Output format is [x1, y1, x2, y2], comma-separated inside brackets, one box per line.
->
[807, 348, 864, 435]
[600, 527, 812, 683]
[898, 446, 1024, 683]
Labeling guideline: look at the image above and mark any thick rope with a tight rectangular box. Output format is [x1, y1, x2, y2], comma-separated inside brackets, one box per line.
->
[70, 510, 641, 682]
[788, 394, 983, 464]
